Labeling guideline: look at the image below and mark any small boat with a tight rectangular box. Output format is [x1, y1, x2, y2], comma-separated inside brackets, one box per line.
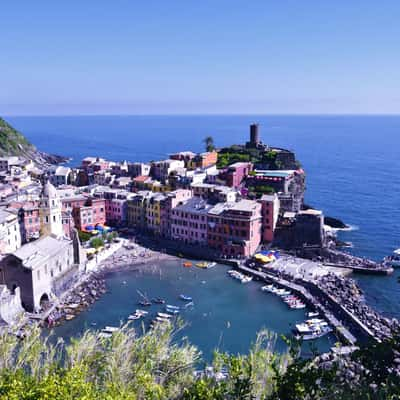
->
[195, 262, 208, 269]
[128, 313, 141, 320]
[98, 332, 112, 339]
[385, 249, 400, 267]
[288, 302, 306, 309]
[207, 262, 216, 268]
[166, 304, 180, 309]
[307, 311, 319, 318]
[261, 284, 275, 292]
[157, 312, 172, 319]
[241, 276, 252, 284]
[298, 326, 333, 341]
[136, 309, 148, 315]
[165, 305, 180, 315]
[179, 294, 193, 301]
[152, 298, 165, 304]
[138, 300, 152, 306]
[102, 326, 119, 334]
[183, 261, 192, 267]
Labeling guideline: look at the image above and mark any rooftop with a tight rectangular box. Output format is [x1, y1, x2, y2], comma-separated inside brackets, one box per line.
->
[174, 197, 213, 214]
[12, 235, 72, 270]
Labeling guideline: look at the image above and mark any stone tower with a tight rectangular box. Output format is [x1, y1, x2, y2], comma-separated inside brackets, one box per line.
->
[39, 181, 63, 238]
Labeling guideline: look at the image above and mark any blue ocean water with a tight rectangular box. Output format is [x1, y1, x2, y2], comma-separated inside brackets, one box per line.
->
[7, 115, 400, 330]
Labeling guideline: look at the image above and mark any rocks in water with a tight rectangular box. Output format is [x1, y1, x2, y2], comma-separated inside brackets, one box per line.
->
[46, 274, 106, 327]
[324, 216, 349, 229]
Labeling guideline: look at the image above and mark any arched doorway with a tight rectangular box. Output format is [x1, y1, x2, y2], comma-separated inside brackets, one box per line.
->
[39, 293, 50, 311]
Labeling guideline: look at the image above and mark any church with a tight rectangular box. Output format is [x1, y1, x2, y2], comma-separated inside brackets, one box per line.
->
[0, 181, 86, 312]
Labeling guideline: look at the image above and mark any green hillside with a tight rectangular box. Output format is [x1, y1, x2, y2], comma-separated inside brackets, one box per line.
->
[0, 117, 35, 156]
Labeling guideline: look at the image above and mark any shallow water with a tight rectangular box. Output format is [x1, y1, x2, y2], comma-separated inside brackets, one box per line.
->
[51, 260, 334, 359]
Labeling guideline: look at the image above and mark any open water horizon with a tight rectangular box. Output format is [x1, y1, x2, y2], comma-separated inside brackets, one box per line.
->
[6, 114, 400, 354]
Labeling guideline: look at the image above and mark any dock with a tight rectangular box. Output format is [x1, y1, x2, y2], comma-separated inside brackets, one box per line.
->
[236, 264, 377, 345]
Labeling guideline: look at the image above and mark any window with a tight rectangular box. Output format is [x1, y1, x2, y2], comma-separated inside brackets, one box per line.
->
[37, 270, 40, 281]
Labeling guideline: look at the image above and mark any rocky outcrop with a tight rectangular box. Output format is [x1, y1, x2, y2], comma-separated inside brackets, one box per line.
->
[0, 117, 68, 166]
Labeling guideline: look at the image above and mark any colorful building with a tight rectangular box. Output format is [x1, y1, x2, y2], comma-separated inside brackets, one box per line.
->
[171, 197, 212, 245]
[258, 194, 280, 243]
[207, 199, 262, 257]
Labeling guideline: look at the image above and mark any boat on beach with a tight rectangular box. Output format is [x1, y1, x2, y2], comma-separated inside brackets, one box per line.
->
[183, 261, 193, 267]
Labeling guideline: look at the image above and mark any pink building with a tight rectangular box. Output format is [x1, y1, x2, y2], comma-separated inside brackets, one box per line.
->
[160, 189, 192, 237]
[207, 199, 262, 257]
[171, 197, 212, 245]
[223, 162, 252, 188]
[258, 194, 280, 243]
[8, 201, 41, 242]
[72, 198, 106, 230]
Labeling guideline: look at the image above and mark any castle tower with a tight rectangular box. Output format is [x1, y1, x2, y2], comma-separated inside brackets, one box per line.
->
[39, 181, 63, 238]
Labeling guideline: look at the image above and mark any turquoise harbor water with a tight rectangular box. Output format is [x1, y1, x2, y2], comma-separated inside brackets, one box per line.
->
[7, 115, 400, 354]
[50, 259, 333, 359]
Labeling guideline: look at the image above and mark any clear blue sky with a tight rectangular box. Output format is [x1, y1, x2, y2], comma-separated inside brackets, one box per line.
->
[1, 1, 399, 115]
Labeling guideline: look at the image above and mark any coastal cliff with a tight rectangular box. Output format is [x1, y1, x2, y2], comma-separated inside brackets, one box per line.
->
[0, 117, 67, 166]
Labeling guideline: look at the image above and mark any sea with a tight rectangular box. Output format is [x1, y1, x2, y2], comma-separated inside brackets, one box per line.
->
[6, 115, 400, 357]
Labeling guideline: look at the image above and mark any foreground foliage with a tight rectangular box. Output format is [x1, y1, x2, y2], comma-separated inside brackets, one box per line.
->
[1, 324, 400, 399]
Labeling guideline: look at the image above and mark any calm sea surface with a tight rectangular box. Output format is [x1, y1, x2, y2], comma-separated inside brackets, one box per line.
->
[7, 115, 400, 355]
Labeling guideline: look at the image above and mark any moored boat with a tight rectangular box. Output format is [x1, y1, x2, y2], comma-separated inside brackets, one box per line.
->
[179, 294, 193, 301]
[183, 261, 193, 267]
[385, 249, 400, 267]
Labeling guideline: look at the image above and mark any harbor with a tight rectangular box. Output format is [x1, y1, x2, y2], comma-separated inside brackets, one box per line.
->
[49, 258, 336, 359]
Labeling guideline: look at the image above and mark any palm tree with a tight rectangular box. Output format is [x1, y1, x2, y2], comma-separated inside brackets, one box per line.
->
[203, 136, 215, 152]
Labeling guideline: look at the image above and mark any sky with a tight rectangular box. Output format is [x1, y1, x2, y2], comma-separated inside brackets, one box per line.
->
[1, 1, 399, 115]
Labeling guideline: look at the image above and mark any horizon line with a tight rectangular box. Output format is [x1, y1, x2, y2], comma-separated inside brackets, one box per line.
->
[3, 112, 400, 118]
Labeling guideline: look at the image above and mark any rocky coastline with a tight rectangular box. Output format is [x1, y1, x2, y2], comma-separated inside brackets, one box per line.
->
[317, 273, 399, 342]
[44, 274, 106, 327]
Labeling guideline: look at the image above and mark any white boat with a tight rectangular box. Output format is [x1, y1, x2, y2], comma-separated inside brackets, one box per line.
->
[296, 323, 313, 334]
[136, 309, 149, 315]
[98, 332, 112, 339]
[276, 289, 291, 296]
[288, 302, 306, 309]
[261, 284, 275, 292]
[386, 249, 400, 267]
[102, 326, 119, 334]
[128, 313, 141, 320]
[158, 312, 172, 319]
[307, 311, 319, 318]
[299, 326, 333, 341]
[241, 275, 253, 283]
[207, 262, 216, 268]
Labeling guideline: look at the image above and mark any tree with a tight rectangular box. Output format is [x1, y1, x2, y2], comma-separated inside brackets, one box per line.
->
[204, 136, 215, 152]
[90, 237, 104, 249]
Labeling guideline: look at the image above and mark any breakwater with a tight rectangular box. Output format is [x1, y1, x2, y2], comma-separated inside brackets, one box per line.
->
[236, 263, 398, 344]
[237, 264, 358, 345]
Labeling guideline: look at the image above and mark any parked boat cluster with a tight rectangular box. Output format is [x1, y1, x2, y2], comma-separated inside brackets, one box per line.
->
[294, 315, 333, 340]
[261, 284, 306, 309]
[227, 270, 253, 283]
[318, 273, 400, 341]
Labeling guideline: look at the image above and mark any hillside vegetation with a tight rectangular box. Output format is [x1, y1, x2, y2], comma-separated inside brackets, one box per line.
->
[0, 118, 35, 156]
[1, 324, 400, 399]
[0, 117, 66, 165]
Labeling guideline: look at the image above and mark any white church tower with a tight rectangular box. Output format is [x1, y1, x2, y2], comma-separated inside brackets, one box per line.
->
[39, 181, 63, 238]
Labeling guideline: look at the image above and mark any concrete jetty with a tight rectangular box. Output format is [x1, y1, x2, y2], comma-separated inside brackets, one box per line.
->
[236, 264, 372, 345]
